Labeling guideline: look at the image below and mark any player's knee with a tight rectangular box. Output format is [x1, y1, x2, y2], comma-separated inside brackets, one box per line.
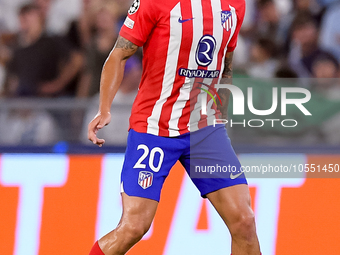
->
[122, 222, 150, 242]
[229, 211, 256, 243]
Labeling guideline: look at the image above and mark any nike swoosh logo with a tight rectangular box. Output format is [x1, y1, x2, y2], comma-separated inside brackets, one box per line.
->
[178, 17, 194, 23]
[230, 172, 243, 180]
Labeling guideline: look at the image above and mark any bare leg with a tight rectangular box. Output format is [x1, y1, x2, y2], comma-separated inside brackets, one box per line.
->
[98, 193, 158, 255]
[206, 184, 261, 255]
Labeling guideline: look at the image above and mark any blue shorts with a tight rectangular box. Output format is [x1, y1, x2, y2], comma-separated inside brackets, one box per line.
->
[121, 125, 247, 202]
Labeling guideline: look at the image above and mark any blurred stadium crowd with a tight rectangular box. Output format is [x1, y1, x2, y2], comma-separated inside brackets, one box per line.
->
[0, 0, 339, 146]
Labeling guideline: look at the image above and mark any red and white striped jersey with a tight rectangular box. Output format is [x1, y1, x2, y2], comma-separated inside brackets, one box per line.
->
[119, 0, 245, 137]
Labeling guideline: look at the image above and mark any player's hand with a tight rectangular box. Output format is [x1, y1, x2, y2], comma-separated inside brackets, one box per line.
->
[88, 111, 111, 147]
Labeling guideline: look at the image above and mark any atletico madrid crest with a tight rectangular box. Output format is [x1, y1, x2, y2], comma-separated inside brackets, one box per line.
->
[138, 171, 153, 189]
[221, 10, 233, 32]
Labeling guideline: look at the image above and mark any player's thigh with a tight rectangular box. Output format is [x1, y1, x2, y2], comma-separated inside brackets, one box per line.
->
[121, 129, 184, 202]
[181, 125, 247, 197]
[206, 184, 253, 227]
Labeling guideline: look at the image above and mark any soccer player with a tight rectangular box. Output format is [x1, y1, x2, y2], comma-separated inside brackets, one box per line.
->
[88, 0, 261, 254]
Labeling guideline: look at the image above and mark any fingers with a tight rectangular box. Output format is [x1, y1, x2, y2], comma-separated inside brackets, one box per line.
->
[95, 138, 106, 147]
[88, 117, 106, 147]
[97, 121, 106, 129]
[88, 134, 106, 147]
[90, 136, 106, 147]
[87, 129, 99, 146]
[88, 113, 111, 147]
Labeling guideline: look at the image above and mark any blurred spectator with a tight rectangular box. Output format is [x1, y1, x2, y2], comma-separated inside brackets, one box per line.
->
[275, 65, 299, 78]
[4, 3, 83, 97]
[322, 107, 340, 144]
[0, 0, 81, 35]
[295, 0, 321, 13]
[293, 0, 323, 20]
[317, 0, 340, 7]
[34, 0, 82, 36]
[247, 37, 279, 78]
[0, 0, 29, 33]
[77, 1, 120, 97]
[65, 0, 131, 50]
[273, 0, 292, 16]
[65, 0, 98, 50]
[0, 109, 59, 145]
[279, 0, 323, 51]
[312, 52, 339, 79]
[242, 0, 291, 41]
[113, 0, 134, 23]
[256, 0, 281, 39]
[288, 12, 336, 78]
[319, 2, 340, 61]
[311, 52, 340, 99]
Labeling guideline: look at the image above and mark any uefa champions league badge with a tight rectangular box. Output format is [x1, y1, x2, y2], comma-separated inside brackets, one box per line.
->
[128, 0, 140, 15]
[138, 171, 153, 189]
[221, 10, 233, 32]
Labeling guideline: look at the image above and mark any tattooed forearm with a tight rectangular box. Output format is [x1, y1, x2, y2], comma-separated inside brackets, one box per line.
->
[114, 35, 138, 60]
[221, 51, 233, 80]
[217, 52, 234, 119]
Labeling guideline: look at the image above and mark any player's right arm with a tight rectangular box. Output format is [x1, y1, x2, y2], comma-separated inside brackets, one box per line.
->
[88, 35, 138, 147]
[217, 51, 234, 120]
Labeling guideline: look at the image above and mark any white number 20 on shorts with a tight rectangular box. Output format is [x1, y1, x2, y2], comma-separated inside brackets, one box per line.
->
[133, 144, 164, 172]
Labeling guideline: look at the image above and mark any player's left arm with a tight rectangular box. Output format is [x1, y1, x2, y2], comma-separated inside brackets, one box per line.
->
[88, 35, 138, 146]
[217, 51, 233, 119]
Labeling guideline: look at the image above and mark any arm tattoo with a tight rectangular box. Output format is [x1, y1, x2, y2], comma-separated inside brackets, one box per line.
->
[222, 51, 233, 80]
[114, 35, 138, 60]
[217, 52, 234, 119]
